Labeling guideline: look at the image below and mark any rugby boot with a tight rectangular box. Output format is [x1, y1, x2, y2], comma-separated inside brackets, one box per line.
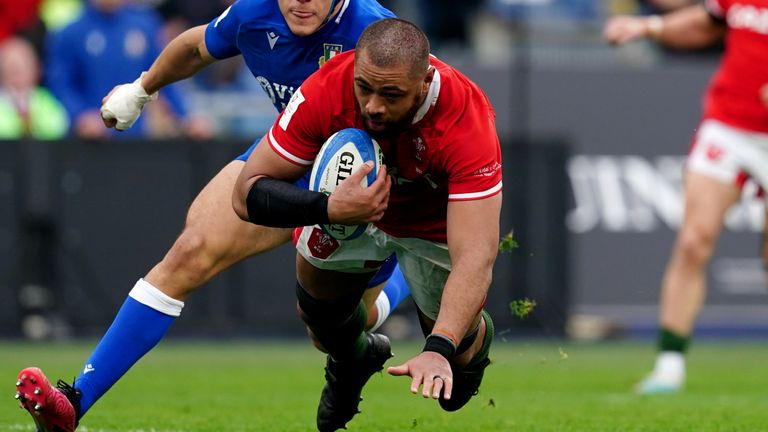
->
[635, 352, 684, 395]
[15, 367, 81, 432]
[438, 356, 491, 412]
[316, 333, 393, 431]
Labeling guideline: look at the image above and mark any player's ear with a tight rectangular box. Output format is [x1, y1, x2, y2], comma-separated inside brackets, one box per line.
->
[422, 66, 435, 93]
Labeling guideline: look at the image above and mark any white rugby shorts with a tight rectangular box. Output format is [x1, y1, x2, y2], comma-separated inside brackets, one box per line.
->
[688, 119, 768, 201]
[294, 224, 450, 319]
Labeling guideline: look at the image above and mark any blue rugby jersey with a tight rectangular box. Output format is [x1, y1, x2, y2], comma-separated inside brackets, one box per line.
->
[204, 0, 395, 113]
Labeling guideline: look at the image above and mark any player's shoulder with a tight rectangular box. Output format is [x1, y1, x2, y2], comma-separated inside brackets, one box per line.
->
[427, 57, 496, 143]
[431, 56, 492, 116]
[339, 0, 397, 35]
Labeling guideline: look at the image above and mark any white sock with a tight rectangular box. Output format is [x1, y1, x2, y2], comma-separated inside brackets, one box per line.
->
[128, 278, 185, 317]
[368, 291, 391, 332]
[652, 351, 685, 385]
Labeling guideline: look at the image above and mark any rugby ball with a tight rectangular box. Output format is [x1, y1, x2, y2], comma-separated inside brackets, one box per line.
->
[309, 128, 384, 240]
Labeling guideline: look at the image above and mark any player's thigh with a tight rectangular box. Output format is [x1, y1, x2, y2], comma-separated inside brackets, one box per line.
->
[184, 160, 292, 257]
[390, 238, 451, 321]
[680, 171, 741, 237]
[297, 254, 376, 300]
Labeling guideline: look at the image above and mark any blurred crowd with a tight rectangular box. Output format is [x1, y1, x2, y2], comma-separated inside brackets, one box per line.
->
[0, 0, 703, 140]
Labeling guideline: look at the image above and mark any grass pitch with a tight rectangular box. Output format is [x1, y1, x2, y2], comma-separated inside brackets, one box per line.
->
[2, 340, 768, 431]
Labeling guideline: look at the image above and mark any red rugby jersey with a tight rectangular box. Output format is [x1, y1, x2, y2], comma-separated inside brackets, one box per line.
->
[268, 50, 503, 242]
[704, 0, 768, 132]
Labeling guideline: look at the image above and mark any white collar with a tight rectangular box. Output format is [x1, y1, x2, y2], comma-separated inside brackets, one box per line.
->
[334, 0, 351, 24]
[412, 67, 441, 124]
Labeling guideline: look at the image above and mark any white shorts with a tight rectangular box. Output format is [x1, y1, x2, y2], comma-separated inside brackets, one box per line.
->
[295, 224, 450, 319]
[688, 119, 768, 202]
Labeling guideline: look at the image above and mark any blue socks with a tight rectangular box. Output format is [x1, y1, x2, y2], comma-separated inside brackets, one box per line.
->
[383, 265, 410, 309]
[74, 279, 183, 417]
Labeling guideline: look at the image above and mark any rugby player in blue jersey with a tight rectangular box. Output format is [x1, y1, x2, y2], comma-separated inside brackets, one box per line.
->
[14, 1, 410, 431]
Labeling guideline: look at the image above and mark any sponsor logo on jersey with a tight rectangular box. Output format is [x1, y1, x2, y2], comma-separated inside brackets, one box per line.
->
[318, 43, 343, 68]
[307, 227, 340, 259]
[706, 144, 724, 161]
[256, 76, 296, 110]
[267, 31, 280, 50]
[279, 88, 305, 131]
[728, 4, 768, 34]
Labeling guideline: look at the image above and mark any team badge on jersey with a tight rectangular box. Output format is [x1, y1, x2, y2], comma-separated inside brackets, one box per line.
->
[318, 43, 343, 68]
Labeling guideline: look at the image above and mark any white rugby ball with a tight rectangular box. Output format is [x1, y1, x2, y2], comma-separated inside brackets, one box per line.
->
[309, 128, 384, 240]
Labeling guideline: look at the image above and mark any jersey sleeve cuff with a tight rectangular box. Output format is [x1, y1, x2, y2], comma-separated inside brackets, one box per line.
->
[448, 181, 503, 201]
[268, 127, 314, 166]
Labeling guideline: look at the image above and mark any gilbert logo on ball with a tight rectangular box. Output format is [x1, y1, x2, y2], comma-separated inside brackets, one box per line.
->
[309, 128, 384, 240]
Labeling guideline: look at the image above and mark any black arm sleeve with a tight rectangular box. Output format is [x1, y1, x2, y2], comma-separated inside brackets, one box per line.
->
[245, 177, 330, 228]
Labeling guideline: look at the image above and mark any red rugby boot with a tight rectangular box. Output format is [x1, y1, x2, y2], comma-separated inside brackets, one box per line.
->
[15, 367, 81, 432]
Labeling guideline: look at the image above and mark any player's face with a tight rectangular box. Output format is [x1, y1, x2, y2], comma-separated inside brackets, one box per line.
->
[279, 0, 340, 37]
[354, 52, 433, 137]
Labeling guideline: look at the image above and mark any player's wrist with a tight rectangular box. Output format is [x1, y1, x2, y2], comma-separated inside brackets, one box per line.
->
[423, 333, 457, 360]
[133, 72, 158, 102]
[645, 15, 664, 40]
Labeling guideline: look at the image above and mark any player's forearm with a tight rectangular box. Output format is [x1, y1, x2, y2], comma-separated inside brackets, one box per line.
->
[434, 196, 502, 343]
[432, 258, 494, 344]
[651, 5, 725, 49]
[141, 25, 216, 94]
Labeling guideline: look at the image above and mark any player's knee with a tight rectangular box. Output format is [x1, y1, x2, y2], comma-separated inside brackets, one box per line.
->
[165, 228, 218, 270]
[676, 226, 716, 265]
[295, 282, 360, 327]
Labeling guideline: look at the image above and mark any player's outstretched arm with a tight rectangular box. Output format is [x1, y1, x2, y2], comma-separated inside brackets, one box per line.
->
[604, 4, 724, 49]
[101, 25, 216, 131]
[388, 193, 502, 400]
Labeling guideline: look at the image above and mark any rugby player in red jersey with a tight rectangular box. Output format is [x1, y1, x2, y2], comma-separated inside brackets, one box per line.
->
[233, 18, 502, 430]
[605, 0, 768, 394]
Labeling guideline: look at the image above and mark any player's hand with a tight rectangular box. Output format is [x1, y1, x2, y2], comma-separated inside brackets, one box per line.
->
[327, 162, 390, 225]
[100, 74, 157, 131]
[387, 351, 453, 400]
[603, 16, 652, 45]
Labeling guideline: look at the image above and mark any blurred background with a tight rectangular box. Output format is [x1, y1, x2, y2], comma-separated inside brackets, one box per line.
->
[1, 0, 764, 344]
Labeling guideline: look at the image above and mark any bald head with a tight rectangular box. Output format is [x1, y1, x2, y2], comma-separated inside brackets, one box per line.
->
[355, 18, 430, 79]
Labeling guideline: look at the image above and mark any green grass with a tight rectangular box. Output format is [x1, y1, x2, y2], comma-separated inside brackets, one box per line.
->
[3, 340, 768, 431]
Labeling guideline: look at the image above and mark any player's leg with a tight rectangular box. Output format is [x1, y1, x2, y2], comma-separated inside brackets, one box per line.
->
[364, 256, 412, 332]
[762, 205, 768, 287]
[296, 256, 393, 432]
[637, 171, 740, 394]
[17, 158, 292, 428]
[294, 226, 395, 431]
